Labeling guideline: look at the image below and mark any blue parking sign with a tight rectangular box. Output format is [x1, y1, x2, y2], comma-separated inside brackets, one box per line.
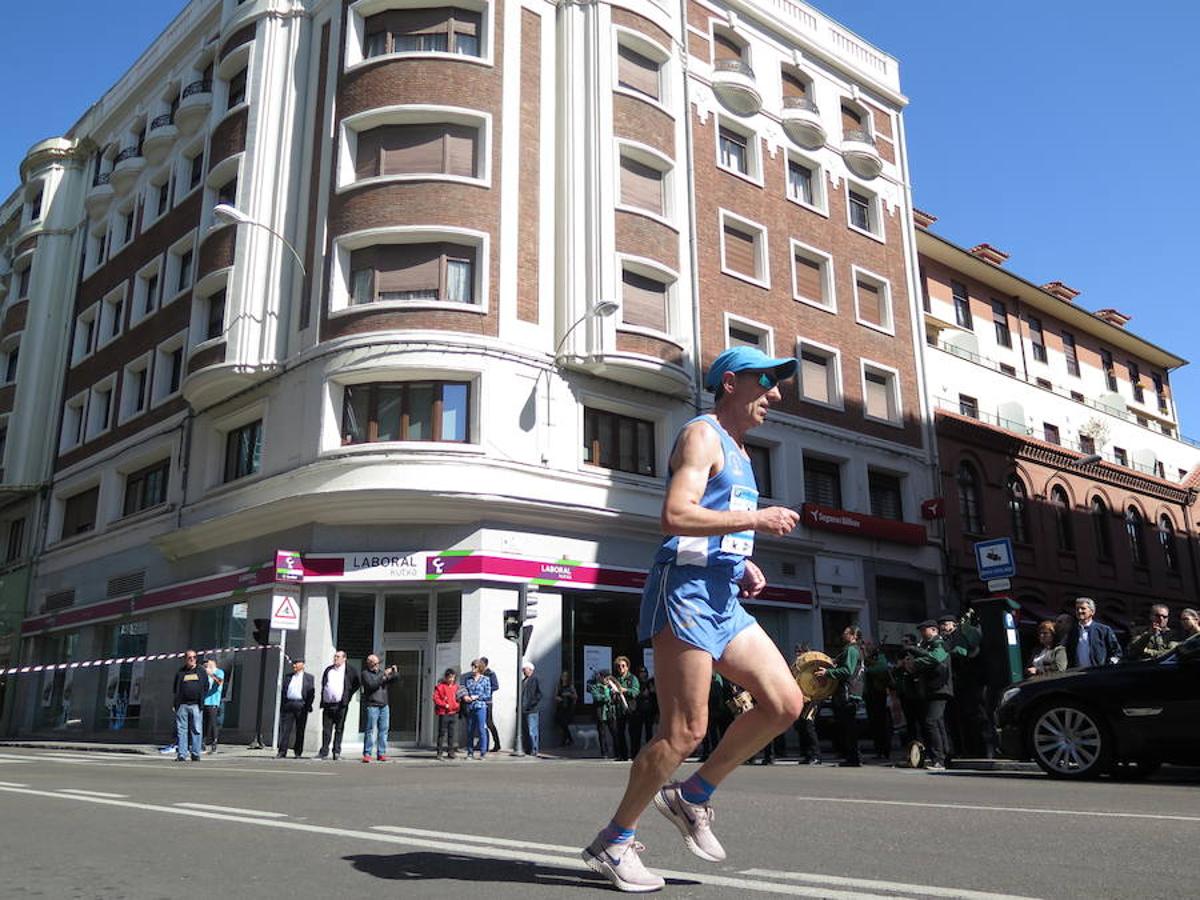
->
[974, 537, 1016, 581]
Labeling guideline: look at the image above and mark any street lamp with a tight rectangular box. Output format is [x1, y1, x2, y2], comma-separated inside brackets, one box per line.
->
[213, 203, 306, 275]
[553, 299, 620, 361]
[1069, 453, 1103, 468]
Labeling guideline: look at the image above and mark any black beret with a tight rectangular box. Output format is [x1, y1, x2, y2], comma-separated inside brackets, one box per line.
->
[918, 620, 938, 630]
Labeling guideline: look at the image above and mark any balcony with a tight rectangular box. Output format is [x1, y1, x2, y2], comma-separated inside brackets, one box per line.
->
[110, 146, 145, 195]
[711, 60, 762, 116]
[781, 96, 826, 150]
[85, 172, 115, 217]
[143, 114, 179, 164]
[175, 79, 213, 135]
[841, 128, 883, 180]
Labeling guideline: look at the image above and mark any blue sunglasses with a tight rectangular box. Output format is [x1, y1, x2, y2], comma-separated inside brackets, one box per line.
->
[755, 371, 780, 390]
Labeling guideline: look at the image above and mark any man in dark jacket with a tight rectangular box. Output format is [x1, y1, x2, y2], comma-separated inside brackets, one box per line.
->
[480, 656, 501, 752]
[1064, 597, 1122, 668]
[173, 650, 210, 762]
[360, 654, 398, 762]
[1127, 604, 1177, 660]
[940, 613, 990, 758]
[318, 650, 361, 760]
[521, 661, 542, 756]
[905, 621, 953, 769]
[277, 658, 315, 759]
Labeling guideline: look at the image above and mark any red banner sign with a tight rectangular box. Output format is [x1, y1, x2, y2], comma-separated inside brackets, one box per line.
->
[801, 503, 928, 546]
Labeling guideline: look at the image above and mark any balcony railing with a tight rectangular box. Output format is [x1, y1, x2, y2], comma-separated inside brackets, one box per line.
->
[114, 146, 141, 164]
[92, 172, 111, 187]
[843, 128, 876, 146]
[713, 59, 756, 79]
[182, 79, 213, 99]
[150, 113, 175, 131]
[783, 95, 819, 114]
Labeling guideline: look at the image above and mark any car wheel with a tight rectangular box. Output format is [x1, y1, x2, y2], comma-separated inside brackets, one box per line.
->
[1027, 701, 1112, 779]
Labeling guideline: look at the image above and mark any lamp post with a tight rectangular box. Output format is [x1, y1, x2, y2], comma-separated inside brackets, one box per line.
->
[213, 203, 306, 276]
[553, 299, 621, 360]
[1069, 453, 1103, 468]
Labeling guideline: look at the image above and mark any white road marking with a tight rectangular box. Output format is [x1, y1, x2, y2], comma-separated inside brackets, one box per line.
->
[0, 752, 332, 776]
[59, 789, 128, 798]
[0, 781, 28, 787]
[175, 802, 287, 818]
[741, 869, 1042, 900]
[791, 793, 1200, 824]
[373, 824, 579, 854]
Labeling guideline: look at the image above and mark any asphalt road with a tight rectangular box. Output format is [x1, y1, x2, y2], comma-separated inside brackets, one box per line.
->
[0, 747, 1196, 899]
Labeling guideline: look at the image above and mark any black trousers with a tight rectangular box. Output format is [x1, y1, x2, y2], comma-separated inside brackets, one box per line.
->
[202, 706, 220, 749]
[628, 711, 654, 757]
[900, 696, 923, 746]
[554, 704, 575, 745]
[613, 715, 633, 760]
[486, 702, 501, 751]
[320, 705, 349, 756]
[864, 694, 891, 757]
[921, 698, 949, 765]
[597, 719, 617, 758]
[794, 706, 821, 761]
[833, 700, 860, 764]
[278, 702, 308, 756]
[436, 715, 458, 754]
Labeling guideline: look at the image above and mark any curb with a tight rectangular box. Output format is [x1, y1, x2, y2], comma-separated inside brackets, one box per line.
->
[0, 741, 153, 755]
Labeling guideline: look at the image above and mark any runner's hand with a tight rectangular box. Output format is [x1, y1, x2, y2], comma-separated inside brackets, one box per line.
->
[738, 560, 766, 598]
[754, 506, 799, 535]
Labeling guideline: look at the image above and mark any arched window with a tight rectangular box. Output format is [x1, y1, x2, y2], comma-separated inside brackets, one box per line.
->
[956, 462, 983, 534]
[1007, 475, 1029, 544]
[1125, 506, 1147, 567]
[1051, 485, 1074, 552]
[1091, 497, 1112, 560]
[1159, 514, 1178, 573]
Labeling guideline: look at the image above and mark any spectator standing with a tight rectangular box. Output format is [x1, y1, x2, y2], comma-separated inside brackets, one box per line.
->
[360, 654, 398, 762]
[277, 658, 315, 759]
[172, 651, 209, 762]
[893, 634, 922, 747]
[462, 660, 493, 759]
[609, 656, 640, 762]
[1179, 608, 1200, 640]
[939, 613, 989, 758]
[588, 670, 618, 759]
[522, 661, 542, 756]
[816, 626, 864, 767]
[554, 670, 578, 747]
[906, 620, 953, 769]
[432, 668, 460, 759]
[318, 650, 360, 760]
[862, 642, 892, 761]
[1128, 604, 1178, 660]
[201, 659, 224, 754]
[1063, 598, 1122, 668]
[629, 665, 656, 757]
[1026, 620, 1067, 676]
[480, 656, 501, 752]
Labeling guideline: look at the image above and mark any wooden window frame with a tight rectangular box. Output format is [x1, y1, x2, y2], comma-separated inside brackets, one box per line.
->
[583, 407, 656, 477]
[341, 381, 472, 445]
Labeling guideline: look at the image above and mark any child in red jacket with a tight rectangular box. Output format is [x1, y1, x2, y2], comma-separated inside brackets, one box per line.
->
[432, 668, 461, 759]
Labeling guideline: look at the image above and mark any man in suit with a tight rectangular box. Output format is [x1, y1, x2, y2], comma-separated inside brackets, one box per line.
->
[1064, 597, 1122, 668]
[277, 658, 315, 758]
[318, 650, 361, 760]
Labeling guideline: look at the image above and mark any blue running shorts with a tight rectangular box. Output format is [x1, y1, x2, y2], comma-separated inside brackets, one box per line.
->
[638, 562, 757, 660]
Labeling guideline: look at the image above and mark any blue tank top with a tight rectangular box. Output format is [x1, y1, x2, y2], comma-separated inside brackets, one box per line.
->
[654, 415, 759, 572]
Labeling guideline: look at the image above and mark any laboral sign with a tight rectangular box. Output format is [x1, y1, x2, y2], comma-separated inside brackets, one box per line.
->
[801, 503, 927, 546]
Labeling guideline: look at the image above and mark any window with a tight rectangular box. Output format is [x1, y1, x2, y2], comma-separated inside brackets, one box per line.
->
[16, 264, 32, 300]
[1043, 423, 1060, 445]
[364, 8, 483, 58]
[1113, 446, 1128, 467]
[787, 158, 815, 206]
[583, 407, 655, 476]
[1070, 390, 1084, 402]
[62, 487, 100, 538]
[1125, 506, 1146, 568]
[1127, 361, 1144, 403]
[187, 150, 205, 192]
[227, 67, 247, 110]
[86, 381, 114, 439]
[791, 243, 832, 309]
[122, 357, 150, 421]
[172, 246, 194, 296]
[28, 189, 43, 223]
[1159, 515, 1178, 573]
[121, 208, 135, 246]
[1000, 364, 1017, 377]
[862, 365, 899, 423]
[854, 271, 891, 332]
[869, 470, 903, 520]
[1152, 373, 1168, 412]
[100, 290, 124, 344]
[619, 154, 665, 216]
[621, 269, 668, 332]
[958, 394, 979, 418]
[224, 419, 263, 482]
[952, 281, 973, 330]
[803, 457, 842, 509]
[1062, 332, 1079, 376]
[798, 345, 839, 407]
[61, 394, 86, 451]
[841, 103, 866, 138]
[617, 44, 660, 101]
[153, 338, 185, 402]
[1028, 316, 1046, 363]
[1078, 434, 1096, 455]
[1092, 497, 1111, 560]
[1137, 415, 1148, 428]
[216, 177, 238, 208]
[1051, 486, 1074, 552]
[355, 123, 478, 179]
[991, 299, 1009, 346]
[718, 126, 749, 176]
[957, 463, 983, 534]
[746, 444, 773, 498]
[1007, 475, 1030, 544]
[720, 215, 766, 285]
[726, 317, 768, 351]
[5, 517, 23, 563]
[848, 189, 873, 233]
[349, 243, 477, 305]
[3, 345, 17, 384]
[341, 381, 470, 444]
[134, 265, 161, 319]
[205, 290, 227, 341]
[1036, 378, 1052, 390]
[123, 460, 169, 516]
[73, 307, 98, 364]
[156, 179, 172, 217]
[1100, 349, 1117, 391]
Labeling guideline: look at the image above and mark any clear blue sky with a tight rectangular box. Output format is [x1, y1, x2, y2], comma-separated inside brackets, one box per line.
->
[3, 1, 1198, 435]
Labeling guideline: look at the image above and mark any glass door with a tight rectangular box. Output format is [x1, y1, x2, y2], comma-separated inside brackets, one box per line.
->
[384, 646, 425, 747]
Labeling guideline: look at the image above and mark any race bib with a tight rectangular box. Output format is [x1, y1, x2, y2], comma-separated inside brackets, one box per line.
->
[720, 484, 758, 557]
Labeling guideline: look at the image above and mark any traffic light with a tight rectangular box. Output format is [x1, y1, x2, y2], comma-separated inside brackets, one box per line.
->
[252, 618, 271, 645]
[503, 609, 521, 642]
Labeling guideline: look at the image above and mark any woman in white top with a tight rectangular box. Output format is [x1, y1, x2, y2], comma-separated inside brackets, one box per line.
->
[1026, 619, 1067, 677]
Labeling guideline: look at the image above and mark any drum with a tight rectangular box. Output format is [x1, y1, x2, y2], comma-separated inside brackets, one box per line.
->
[791, 651, 837, 701]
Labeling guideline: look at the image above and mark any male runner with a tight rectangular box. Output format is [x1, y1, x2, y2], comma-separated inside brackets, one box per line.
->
[582, 346, 806, 892]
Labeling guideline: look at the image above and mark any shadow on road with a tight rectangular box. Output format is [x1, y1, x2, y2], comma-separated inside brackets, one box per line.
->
[943, 767, 1200, 786]
[344, 851, 700, 890]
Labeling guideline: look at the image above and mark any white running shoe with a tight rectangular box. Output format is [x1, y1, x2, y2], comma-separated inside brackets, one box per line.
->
[581, 837, 666, 893]
[653, 783, 726, 862]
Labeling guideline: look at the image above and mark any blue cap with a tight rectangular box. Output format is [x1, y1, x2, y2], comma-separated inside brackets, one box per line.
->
[704, 346, 798, 392]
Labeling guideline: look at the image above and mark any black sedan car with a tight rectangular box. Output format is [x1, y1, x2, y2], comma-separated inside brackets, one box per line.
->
[996, 634, 1200, 778]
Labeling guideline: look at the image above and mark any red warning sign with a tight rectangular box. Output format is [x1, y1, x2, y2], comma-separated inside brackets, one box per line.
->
[270, 588, 301, 631]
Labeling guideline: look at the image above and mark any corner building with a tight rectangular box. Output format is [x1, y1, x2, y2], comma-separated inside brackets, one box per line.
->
[1, 0, 939, 750]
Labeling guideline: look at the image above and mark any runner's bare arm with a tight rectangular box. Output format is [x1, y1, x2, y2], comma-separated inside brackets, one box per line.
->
[661, 422, 799, 537]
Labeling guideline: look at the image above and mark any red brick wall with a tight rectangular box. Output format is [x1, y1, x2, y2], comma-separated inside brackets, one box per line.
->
[209, 107, 249, 169]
